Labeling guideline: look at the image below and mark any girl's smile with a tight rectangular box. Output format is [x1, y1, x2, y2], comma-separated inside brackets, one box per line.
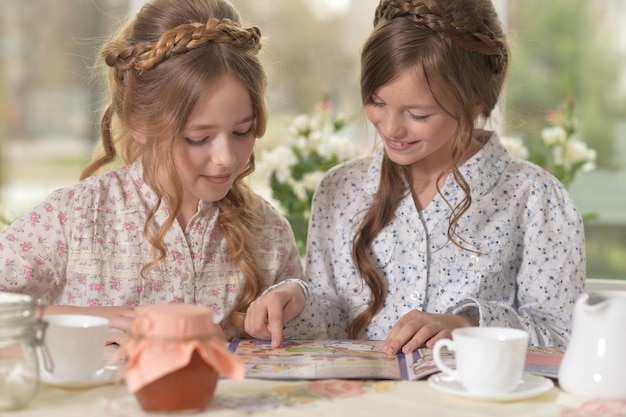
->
[383, 136, 421, 151]
[203, 174, 232, 185]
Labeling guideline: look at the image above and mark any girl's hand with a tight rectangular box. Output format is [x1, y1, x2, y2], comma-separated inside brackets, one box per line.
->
[244, 283, 306, 347]
[382, 311, 478, 356]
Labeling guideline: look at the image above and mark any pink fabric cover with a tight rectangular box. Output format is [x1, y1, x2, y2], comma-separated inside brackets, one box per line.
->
[111, 303, 244, 392]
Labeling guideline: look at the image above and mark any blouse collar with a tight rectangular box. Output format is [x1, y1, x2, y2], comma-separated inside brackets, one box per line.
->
[363, 132, 511, 201]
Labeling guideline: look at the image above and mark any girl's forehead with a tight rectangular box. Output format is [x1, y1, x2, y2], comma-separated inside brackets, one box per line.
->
[376, 69, 437, 105]
[184, 75, 253, 129]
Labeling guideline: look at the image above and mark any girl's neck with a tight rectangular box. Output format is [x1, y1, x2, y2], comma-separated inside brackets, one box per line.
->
[409, 135, 486, 210]
[177, 198, 201, 230]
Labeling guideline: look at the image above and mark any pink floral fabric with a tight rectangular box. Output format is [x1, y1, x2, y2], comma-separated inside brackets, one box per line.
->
[307, 380, 367, 399]
[209, 380, 394, 412]
[0, 159, 303, 338]
[561, 400, 626, 417]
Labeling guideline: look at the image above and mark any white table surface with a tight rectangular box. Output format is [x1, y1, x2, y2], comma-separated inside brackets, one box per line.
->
[7, 376, 624, 417]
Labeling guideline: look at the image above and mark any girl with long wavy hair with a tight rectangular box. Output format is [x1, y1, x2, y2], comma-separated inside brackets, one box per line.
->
[248, 0, 585, 353]
[0, 0, 306, 341]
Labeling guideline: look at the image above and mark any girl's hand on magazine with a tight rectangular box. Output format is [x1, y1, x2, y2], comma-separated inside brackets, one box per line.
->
[382, 311, 478, 356]
[244, 283, 306, 347]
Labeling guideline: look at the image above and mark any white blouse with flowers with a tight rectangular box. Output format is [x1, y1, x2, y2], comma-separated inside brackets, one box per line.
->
[285, 133, 585, 348]
[0, 159, 303, 338]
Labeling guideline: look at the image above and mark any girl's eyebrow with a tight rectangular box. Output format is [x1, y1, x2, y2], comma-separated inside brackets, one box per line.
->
[372, 93, 436, 111]
[186, 114, 255, 131]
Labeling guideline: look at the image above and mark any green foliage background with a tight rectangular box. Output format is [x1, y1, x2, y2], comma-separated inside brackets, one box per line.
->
[506, 0, 626, 279]
[506, 0, 626, 170]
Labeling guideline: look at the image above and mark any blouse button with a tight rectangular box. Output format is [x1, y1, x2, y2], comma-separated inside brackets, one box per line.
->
[409, 291, 421, 301]
[181, 272, 190, 281]
[469, 254, 480, 266]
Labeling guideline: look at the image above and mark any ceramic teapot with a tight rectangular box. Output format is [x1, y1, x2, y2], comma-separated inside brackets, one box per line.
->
[558, 290, 626, 399]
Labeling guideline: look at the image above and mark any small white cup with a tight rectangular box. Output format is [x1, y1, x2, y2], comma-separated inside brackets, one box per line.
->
[433, 327, 529, 395]
[39, 314, 109, 383]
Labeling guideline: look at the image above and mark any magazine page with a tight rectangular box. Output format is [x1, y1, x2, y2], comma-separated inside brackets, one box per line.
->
[228, 339, 455, 381]
[229, 339, 562, 381]
[524, 346, 564, 379]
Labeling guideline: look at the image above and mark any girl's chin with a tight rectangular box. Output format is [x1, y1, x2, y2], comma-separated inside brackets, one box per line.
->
[383, 146, 427, 167]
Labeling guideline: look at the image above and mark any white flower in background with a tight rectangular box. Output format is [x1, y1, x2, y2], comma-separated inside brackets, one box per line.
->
[287, 177, 308, 202]
[253, 98, 354, 255]
[305, 131, 324, 153]
[501, 136, 530, 160]
[333, 112, 349, 129]
[290, 114, 311, 136]
[247, 176, 277, 206]
[302, 170, 326, 193]
[541, 126, 568, 146]
[565, 139, 597, 172]
[256, 145, 297, 183]
[317, 133, 359, 161]
[551, 144, 565, 167]
[294, 136, 308, 152]
[505, 95, 597, 191]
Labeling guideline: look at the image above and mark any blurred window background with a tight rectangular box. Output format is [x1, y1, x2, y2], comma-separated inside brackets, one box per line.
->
[1, 0, 625, 280]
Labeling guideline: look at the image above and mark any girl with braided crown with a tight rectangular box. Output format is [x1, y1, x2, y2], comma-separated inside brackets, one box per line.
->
[247, 0, 585, 353]
[0, 0, 306, 340]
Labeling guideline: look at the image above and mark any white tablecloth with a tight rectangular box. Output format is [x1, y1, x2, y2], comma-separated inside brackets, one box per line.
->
[7, 377, 625, 417]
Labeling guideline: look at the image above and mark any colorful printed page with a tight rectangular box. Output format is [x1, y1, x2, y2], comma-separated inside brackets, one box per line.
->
[227, 339, 455, 381]
[524, 346, 564, 379]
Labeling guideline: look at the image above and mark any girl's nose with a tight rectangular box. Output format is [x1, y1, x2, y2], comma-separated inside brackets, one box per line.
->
[379, 112, 405, 139]
[210, 136, 236, 167]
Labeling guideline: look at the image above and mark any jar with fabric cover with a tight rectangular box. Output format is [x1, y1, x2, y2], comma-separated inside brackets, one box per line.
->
[110, 303, 244, 412]
[0, 292, 48, 411]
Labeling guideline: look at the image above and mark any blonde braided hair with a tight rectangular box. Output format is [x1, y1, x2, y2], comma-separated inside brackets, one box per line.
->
[103, 18, 261, 72]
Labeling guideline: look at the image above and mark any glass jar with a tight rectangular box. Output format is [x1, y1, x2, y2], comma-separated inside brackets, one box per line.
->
[0, 292, 47, 411]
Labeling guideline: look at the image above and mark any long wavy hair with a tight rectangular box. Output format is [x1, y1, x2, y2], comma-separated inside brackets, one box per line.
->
[350, 0, 510, 338]
[80, 0, 268, 336]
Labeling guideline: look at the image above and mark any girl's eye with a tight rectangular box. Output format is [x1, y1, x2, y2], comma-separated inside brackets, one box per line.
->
[369, 98, 384, 107]
[233, 127, 253, 137]
[185, 137, 209, 146]
[408, 112, 430, 121]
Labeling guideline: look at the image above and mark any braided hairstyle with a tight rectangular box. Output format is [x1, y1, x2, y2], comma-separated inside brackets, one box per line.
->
[351, 0, 510, 338]
[81, 0, 268, 337]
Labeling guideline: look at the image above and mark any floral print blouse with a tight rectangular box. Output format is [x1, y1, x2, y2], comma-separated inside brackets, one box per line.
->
[0, 159, 303, 338]
[285, 133, 586, 348]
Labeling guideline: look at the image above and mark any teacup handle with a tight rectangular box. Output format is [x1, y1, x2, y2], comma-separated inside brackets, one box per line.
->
[433, 338, 457, 380]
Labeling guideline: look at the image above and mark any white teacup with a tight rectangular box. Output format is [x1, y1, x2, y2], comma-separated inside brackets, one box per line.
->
[432, 327, 529, 395]
[39, 314, 109, 383]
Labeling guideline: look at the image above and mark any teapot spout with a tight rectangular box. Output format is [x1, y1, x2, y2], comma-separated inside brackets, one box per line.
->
[580, 292, 605, 312]
[583, 291, 624, 314]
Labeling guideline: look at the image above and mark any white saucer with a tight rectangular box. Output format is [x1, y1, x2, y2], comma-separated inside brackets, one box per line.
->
[41, 364, 123, 389]
[427, 372, 554, 401]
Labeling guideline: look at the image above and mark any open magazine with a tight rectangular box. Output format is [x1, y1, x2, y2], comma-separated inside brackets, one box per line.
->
[227, 339, 564, 381]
